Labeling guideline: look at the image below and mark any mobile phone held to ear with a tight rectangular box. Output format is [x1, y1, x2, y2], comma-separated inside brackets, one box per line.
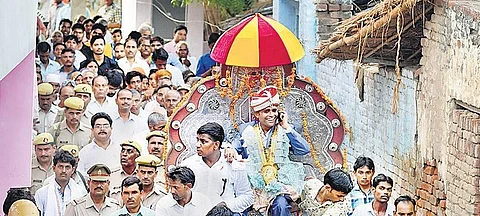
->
[278, 111, 284, 123]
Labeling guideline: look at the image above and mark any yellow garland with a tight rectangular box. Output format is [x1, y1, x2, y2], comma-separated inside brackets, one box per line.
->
[301, 112, 327, 174]
[342, 148, 348, 170]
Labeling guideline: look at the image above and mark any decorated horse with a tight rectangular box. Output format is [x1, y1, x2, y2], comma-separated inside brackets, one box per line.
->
[164, 13, 348, 215]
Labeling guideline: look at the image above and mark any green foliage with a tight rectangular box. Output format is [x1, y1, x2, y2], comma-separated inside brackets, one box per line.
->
[171, 0, 253, 17]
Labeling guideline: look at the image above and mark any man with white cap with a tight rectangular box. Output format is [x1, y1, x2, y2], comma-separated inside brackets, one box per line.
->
[35, 83, 60, 133]
[64, 164, 121, 215]
[47, 97, 92, 149]
[232, 86, 310, 215]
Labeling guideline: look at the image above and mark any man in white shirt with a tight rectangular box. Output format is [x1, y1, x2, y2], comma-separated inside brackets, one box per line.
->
[35, 150, 87, 216]
[352, 174, 395, 216]
[36, 83, 60, 133]
[77, 112, 121, 173]
[152, 48, 184, 87]
[111, 89, 145, 144]
[155, 166, 213, 216]
[86, 76, 118, 117]
[181, 122, 254, 214]
[118, 38, 150, 75]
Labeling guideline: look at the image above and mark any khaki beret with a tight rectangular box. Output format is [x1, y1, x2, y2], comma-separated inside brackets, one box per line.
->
[120, 140, 142, 154]
[8, 200, 39, 216]
[155, 69, 172, 80]
[87, 164, 112, 181]
[37, 83, 54, 95]
[135, 154, 161, 167]
[74, 84, 93, 95]
[64, 97, 84, 110]
[146, 130, 167, 141]
[33, 133, 54, 145]
[60, 145, 79, 158]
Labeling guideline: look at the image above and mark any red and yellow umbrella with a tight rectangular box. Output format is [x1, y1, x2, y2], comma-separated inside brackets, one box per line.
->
[211, 13, 305, 68]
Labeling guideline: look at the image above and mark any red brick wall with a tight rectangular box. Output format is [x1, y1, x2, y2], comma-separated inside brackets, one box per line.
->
[416, 160, 446, 216]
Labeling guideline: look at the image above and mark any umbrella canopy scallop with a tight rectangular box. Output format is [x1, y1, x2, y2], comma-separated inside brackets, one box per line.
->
[211, 13, 305, 68]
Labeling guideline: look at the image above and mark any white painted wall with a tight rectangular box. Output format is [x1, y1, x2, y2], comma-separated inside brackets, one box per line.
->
[0, 0, 37, 80]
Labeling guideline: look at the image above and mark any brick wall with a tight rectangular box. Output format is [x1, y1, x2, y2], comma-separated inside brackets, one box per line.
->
[445, 109, 480, 215]
[416, 160, 447, 216]
[418, 2, 480, 215]
[315, 0, 353, 41]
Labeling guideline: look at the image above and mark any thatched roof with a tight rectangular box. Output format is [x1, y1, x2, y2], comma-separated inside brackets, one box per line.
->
[314, 0, 434, 66]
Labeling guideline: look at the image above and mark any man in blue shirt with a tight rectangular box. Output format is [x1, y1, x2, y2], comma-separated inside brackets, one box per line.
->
[196, 32, 220, 77]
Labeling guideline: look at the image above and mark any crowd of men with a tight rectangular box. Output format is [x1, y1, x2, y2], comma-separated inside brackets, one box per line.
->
[5, 0, 417, 215]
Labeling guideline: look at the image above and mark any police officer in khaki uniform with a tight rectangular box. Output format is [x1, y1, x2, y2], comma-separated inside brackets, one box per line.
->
[31, 133, 56, 195]
[43, 145, 88, 191]
[54, 84, 95, 128]
[136, 154, 167, 210]
[145, 131, 167, 189]
[108, 140, 142, 203]
[47, 97, 92, 149]
[35, 83, 60, 133]
[65, 164, 121, 215]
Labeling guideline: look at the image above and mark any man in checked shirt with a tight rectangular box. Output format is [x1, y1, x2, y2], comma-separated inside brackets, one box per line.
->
[346, 156, 375, 214]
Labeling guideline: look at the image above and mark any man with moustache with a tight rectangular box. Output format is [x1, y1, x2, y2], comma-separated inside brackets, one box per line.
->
[43, 145, 88, 191]
[54, 84, 94, 127]
[54, 48, 78, 83]
[108, 140, 142, 203]
[77, 112, 121, 173]
[145, 131, 167, 189]
[110, 176, 156, 216]
[135, 155, 167, 210]
[65, 164, 121, 215]
[35, 150, 87, 216]
[110, 89, 144, 144]
[86, 76, 118, 117]
[35, 83, 59, 133]
[48, 97, 92, 149]
[352, 174, 394, 216]
[30, 133, 56, 195]
[118, 38, 150, 75]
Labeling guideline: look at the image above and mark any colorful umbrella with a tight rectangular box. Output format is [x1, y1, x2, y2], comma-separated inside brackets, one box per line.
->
[211, 13, 305, 68]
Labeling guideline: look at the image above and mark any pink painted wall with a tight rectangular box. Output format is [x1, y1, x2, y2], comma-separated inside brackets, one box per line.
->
[0, 51, 35, 207]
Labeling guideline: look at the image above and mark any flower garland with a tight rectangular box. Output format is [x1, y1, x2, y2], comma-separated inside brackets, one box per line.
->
[342, 148, 348, 170]
[301, 112, 327, 174]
